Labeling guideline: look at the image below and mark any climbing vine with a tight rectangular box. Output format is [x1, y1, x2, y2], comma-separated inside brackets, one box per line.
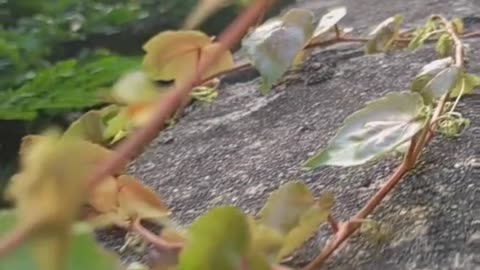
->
[0, 1, 479, 270]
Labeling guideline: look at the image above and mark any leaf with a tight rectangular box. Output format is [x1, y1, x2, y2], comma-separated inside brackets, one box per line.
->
[103, 107, 132, 144]
[64, 105, 120, 145]
[111, 71, 163, 105]
[178, 206, 250, 270]
[435, 33, 453, 57]
[452, 18, 464, 34]
[451, 73, 480, 98]
[411, 57, 456, 103]
[312, 7, 347, 38]
[117, 175, 170, 223]
[259, 182, 316, 234]
[0, 212, 121, 270]
[277, 193, 333, 260]
[365, 15, 403, 54]
[420, 66, 461, 103]
[241, 8, 314, 94]
[143, 31, 234, 83]
[256, 183, 333, 260]
[303, 92, 428, 168]
[87, 176, 119, 213]
[408, 19, 439, 50]
[191, 86, 219, 103]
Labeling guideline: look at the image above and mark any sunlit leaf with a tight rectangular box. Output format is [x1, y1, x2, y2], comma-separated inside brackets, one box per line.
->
[304, 92, 428, 168]
[411, 57, 457, 103]
[117, 175, 170, 223]
[452, 18, 464, 34]
[87, 176, 119, 213]
[111, 71, 162, 105]
[365, 15, 403, 54]
[191, 86, 219, 103]
[64, 105, 120, 145]
[312, 7, 347, 38]
[178, 206, 250, 270]
[143, 31, 234, 83]
[0, 212, 121, 270]
[242, 8, 314, 93]
[435, 33, 453, 57]
[103, 107, 131, 144]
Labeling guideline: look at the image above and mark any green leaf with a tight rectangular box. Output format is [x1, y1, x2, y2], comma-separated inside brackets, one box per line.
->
[408, 18, 439, 50]
[420, 67, 461, 103]
[0, 211, 121, 270]
[435, 33, 453, 57]
[257, 182, 333, 261]
[277, 193, 333, 260]
[103, 107, 132, 144]
[304, 92, 428, 168]
[451, 73, 480, 98]
[259, 182, 316, 234]
[64, 105, 120, 145]
[242, 8, 314, 94]
[312, 7, 347, 38]
[365, 15, 403, 54]
[178, 206, 250, 270]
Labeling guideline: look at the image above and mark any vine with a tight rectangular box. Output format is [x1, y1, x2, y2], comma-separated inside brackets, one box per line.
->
[0, 1, 479, 270]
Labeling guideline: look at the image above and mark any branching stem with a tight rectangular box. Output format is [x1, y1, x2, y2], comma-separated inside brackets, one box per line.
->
[305, 14, 465, 270]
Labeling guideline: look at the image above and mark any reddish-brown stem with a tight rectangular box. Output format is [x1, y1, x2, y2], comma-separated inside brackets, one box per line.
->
[85, 0, 271, 190]
[132, 219, 184, 252]
[327, 215, 339, 233]
[305, 15, 465, 270]
[0, 223, 35, 258]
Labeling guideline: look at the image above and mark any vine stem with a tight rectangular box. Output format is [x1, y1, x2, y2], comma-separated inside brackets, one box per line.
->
[0, 0, 271, 258]
[304, 15, 464, 270]
[85, 0, 271, 189]
[132, 219, 183, 252]
[0, 222, 35, 257]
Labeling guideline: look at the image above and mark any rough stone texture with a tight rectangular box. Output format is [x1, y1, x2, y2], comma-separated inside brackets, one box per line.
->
[102, 0, 480, 269]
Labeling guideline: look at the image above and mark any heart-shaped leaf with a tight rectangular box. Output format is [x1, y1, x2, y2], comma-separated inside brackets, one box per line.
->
[277, 193, 332, 260]
[304, 92, 428, 168]
[117, 175, 170, 223]
[242, 8, 314, 93]
[143, 31, 234, 83]
[178, 206, 250, 270]
[313, 7, 347, 38]
[257, 182, 333, 260]
[0, 211, 121, 270]
[365, 15, 403, 54]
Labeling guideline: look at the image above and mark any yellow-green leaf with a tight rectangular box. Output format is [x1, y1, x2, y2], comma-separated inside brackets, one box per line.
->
[143, 31, 234, 83]
[0, 212, 121, 270]
[178, 206, 250, 270]
[277, 193, 333, 260]
[117, 175, 170, 223]
[451, 73, 480, 98]
[435, 33, 453, 57]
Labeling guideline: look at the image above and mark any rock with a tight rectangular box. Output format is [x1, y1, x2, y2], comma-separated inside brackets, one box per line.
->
[101, 0, 480, 269]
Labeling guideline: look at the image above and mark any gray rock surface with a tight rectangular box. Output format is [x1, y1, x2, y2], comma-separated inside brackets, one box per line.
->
[101, 0, 480, 269]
